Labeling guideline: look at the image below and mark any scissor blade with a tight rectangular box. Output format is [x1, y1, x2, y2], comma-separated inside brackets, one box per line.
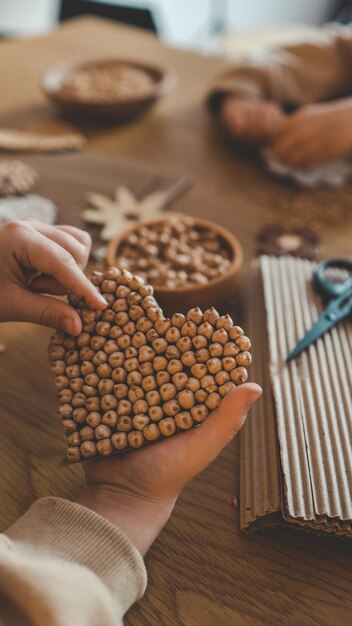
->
[286, 312, 336, 362]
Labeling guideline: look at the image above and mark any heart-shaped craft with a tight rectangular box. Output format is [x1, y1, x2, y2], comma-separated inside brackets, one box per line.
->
[49, 267, 252, 462]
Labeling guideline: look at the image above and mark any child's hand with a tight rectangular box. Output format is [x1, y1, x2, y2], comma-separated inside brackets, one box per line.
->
[269, 99, 352, 169]
[221, 96, 286, 143]
[77, 383, 262, 555]
[0, 218, 107, 334]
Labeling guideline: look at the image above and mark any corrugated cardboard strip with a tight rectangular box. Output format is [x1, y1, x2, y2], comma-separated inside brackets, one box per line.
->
[240, 256, 352, 537]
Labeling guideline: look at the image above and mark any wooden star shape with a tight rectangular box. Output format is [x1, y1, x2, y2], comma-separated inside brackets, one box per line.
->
[81, 186, 168, 241]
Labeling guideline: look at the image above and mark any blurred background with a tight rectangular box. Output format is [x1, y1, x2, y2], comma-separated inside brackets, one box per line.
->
[0, 0, 351, 54]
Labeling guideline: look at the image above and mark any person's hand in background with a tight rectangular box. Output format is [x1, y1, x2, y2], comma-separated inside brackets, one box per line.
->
[269, 98, 352, 169]
[221, 95, 287, 144]
[0, 218, 107, 335]
[78, 383, 262, 555]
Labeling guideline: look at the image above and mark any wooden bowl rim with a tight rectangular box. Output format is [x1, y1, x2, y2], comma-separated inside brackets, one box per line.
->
[106, 213, 243, 294]
[41, 57, 176, 107]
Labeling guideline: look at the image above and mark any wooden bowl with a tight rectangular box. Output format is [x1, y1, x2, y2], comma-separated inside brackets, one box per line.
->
[106, 214, 243, 315]
[42, 58, 176, 121]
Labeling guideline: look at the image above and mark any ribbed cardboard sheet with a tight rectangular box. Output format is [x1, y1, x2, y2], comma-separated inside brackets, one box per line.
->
[241, 256, 352, 537]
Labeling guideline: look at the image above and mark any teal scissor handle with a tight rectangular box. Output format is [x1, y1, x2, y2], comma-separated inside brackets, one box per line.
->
[314, 258, 352, 299]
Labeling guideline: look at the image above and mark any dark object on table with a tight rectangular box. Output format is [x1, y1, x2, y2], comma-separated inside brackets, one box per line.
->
[256, 224, 321, 260]
[59, 1, 158, 34]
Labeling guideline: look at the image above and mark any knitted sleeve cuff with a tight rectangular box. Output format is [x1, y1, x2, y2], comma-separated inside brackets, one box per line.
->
[5, 496, 147, 614]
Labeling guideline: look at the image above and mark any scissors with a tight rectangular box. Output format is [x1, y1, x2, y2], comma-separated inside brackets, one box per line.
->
[286, 258, 352, 362]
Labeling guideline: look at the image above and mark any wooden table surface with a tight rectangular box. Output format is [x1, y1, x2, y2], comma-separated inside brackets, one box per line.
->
[0, 17, 351, 626]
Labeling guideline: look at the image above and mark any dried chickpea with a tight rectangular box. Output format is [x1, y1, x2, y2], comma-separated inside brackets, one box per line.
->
[156, 370, 170, 386]
[96, 438, 113, 456]
[111, 367, 127, 383]
[87, 411, 102, 428]
[123, 321, 137, 336]
[102, 410, 118, 428]
[143, 423, 160, 441]
[206, 392, 221, 410]
[108, 352, 125, 368]
[128, 385, 144, 403]
[229, 326, 244, 341]
[219, 381, 235, 396]
[181, 351, 197, 368]
[175, 411, 193, 430]
[117, 416, 132, 432]
[132, 331, 147, 348]
[101, 394, 118, 411]
[139, 346, 155, 362]
[195, 348, 210, 363]
[95, 424, 112, 440]
[216, 315, 233, 331]
[111, 432, 128, 450]
[127, 371, 143, 386]
[195, 389, 208, 403]
[148, 405, 164, 422]
[128, 430, 145, 448]
[73, 407, 88, 424]
[82, 385, 98, 397]
[222, 357, 237, 371]
[133, 414, 150, 430]
[212, 328, 228, 345]
[165, 327, 181, 343]
[159, 417, 176, 437]
[181, 321, 197, 338]
[177, 336, 192, 353]
[230, 367, 247, 385]
[215, 370, 230, 385]
[163, 399, 180, 416]
[223, 342, 240, 357]
[172, 372, 188, 390]
[96, 321, 111, 337]
[109, 326, 123, 340]
[80, 441, 96, 458]
[165, 345, 181, 360]
[124, 357, 139, 373]
[186, 307, 203, 325]
[98, 378, 114, 395]
[192, 334, 207, 350]
[153, 356, 168, 372]
[171, 313, 186, 328]
[80, 425, 95, 441]
[154, 318, 171, 335]
[117, 334, 131, 350]
[141, 375, 157, 392]
[139, 361, 154, 376]
[85, 397, 101, 412]
[67, 447, 81, 462]
[178, 389, 195, 410]
[133, 399, 148, 414]
[191, 363, 207, 379]
[236, 351, 252, 367]
[191, 404, 209, 423]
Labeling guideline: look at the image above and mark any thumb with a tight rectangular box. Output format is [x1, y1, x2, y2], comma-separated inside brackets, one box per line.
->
[184, 383, 262, 478]
[7, 288, 82, 335]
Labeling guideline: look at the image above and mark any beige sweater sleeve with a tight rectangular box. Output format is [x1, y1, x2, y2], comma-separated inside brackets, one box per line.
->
[208, 24, 352, 110]
[0, 497, 147, 626]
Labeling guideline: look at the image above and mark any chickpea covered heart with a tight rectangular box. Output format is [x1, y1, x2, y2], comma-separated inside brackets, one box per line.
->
[49, 267, 251, 462]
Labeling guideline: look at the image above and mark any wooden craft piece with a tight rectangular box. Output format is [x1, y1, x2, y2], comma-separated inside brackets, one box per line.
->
[81, 186, 175, 241]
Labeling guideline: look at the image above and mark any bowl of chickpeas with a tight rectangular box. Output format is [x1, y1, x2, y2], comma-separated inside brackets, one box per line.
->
[106, 214, 243, 315]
